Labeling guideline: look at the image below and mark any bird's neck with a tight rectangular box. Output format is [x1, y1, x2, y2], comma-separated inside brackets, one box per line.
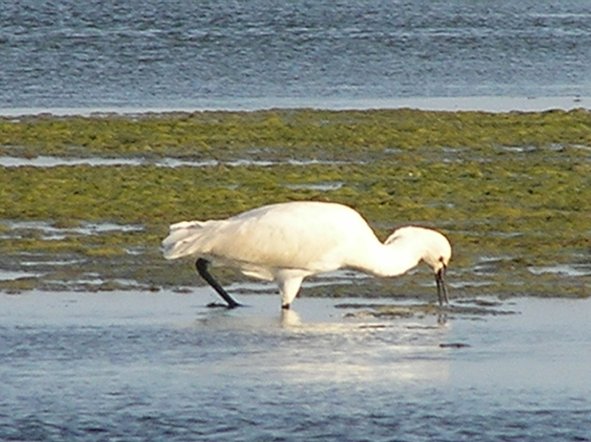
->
[349, 240, 424, 278]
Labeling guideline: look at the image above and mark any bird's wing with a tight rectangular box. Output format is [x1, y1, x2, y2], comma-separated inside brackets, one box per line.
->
[205, 204, 377, 273]
[161, 202, 381, 276]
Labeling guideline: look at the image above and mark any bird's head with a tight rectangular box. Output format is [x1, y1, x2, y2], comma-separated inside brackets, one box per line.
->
[385, 226, 452, 305]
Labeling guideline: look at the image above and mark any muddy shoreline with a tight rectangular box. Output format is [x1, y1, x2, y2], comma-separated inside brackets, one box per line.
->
[1, 109, 589, 298]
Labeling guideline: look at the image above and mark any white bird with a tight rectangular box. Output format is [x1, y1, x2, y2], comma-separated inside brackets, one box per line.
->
[161, 201, 452, 309]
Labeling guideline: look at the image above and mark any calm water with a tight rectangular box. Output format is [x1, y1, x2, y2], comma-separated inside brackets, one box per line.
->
[1, 291, 590, 441]
[1, 0, 590, 111]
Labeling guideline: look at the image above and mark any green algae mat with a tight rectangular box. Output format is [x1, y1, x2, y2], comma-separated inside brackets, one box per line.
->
[1, 109, 590, 299]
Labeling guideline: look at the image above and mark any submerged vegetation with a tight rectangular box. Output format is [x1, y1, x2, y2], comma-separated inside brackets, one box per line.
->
[0, 109, 590, 298]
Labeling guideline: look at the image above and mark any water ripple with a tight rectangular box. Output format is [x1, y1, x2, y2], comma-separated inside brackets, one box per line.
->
[1, 292, 590, 441]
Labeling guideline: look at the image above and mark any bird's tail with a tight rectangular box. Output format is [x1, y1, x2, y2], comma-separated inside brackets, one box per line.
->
[161, 220, 208, 260]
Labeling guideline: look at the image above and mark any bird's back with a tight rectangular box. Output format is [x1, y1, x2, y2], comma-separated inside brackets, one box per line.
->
[162, 201, 381, 278]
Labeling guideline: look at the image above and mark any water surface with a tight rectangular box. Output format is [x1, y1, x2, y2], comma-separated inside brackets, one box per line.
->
[1, 291, 589, 441]
[1, 0, 589, 111]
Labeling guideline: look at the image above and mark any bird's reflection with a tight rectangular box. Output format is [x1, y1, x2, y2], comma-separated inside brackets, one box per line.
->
[280, 308, 302, 327]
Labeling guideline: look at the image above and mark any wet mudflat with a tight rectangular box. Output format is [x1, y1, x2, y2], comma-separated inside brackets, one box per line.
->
[1, 109, 590, 299]
[1, 290, 590, 441]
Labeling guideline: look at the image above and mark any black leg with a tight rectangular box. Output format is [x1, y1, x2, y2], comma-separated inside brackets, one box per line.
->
[195, 258, 240, 308]
[435, 266, 449, 307]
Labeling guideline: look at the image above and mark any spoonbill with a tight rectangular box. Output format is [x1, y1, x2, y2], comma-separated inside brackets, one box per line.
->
[161, 201, 451, 309]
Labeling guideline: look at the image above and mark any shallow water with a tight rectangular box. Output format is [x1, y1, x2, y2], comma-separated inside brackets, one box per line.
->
[1, 291, 590, 441]
[0, 155, 351, 168]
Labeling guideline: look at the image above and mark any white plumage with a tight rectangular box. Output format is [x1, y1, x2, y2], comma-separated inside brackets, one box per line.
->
[162, 201, 452, 309]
